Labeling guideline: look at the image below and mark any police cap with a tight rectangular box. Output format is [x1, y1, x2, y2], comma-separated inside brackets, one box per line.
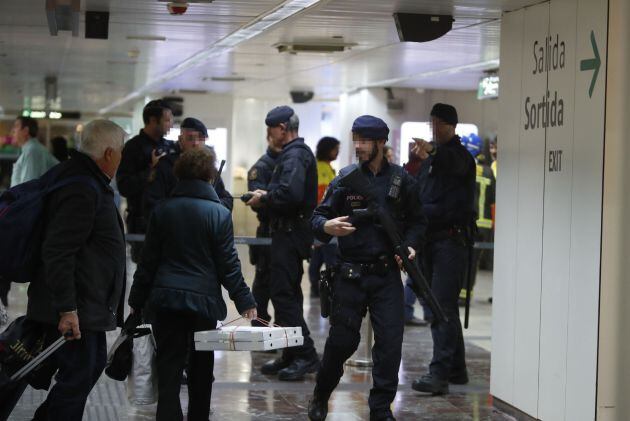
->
[430, 103, 458, 126]
[180, 117, 208, 138]
[265, 106, 295, 127]
[351, 115, 389, 140]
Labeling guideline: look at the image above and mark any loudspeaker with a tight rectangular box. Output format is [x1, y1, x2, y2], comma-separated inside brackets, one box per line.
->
[85, 11, 109, 39]
[290, 90, 314, 104]
[393, 13, 454, 43]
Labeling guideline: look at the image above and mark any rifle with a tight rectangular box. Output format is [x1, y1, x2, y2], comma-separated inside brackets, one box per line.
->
[338, 166, 448, 324]
[213, 159, 226, 189]
[463, 219, 476, 329]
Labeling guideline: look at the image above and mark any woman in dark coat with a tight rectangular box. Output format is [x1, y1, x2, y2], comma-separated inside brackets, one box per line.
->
[128, 148, 257, 421]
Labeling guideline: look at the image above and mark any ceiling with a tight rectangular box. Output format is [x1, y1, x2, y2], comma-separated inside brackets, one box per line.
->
[0, 0, 541, 115]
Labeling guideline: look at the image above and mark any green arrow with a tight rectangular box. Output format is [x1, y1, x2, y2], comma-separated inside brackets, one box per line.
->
[580, 30, 600, 98]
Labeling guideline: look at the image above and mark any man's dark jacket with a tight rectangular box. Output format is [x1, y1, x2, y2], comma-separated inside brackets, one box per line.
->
[129, 179, 255, 322]
[27, 150, 127, 331]
[116, 129, 175, 232]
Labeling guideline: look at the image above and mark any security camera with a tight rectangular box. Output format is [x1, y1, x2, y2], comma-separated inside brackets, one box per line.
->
[167, 2, 189, 15]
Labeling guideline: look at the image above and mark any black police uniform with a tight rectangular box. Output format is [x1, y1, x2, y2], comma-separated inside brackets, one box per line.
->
[143, 143, 233, 219]
[116, 130, 175, 260]
[247, 147, 279, 325]
[260, 136, 319, 369]
[416, 134, 476, 388]
[310, 158, 426, 419]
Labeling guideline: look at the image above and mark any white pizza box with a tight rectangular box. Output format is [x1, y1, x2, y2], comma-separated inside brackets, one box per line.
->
[194, 326, 302, 342]
[194, 335, 304, 351]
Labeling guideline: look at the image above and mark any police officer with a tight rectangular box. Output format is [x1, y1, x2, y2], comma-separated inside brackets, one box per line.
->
[245, 106, 320, 380]
[143, 117, 233, 219]
[411, 103, 476, 395]
[117, 99, 174, 262]
[247, 136, 281, 326]
[307, 116, 427, 421]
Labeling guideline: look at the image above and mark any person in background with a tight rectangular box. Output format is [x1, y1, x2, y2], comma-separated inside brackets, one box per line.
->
[116, 99, 175, 262]
[142, 117, 233, 220]
[129, 148, 256, 421]
[458, 134, 496, 304]
[308, 136, 340, 298]
[384, 145, 394, 164]
[247, 136, 281, 326]
[402, 142, 430, 327]
[10, 116, 58, 187]
[411, 103, 475, 395]
[2, 116, 58, 308]
[51, 136, 70, 162]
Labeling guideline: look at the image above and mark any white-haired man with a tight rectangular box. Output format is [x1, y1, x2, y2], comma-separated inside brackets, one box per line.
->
[26, 119, 127, 421]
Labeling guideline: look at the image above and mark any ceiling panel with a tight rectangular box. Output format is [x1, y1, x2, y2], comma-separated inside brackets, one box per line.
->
[0, 0, 541, 114]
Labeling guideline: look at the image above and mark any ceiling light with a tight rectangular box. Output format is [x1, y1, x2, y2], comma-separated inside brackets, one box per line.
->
[274, 41, 356, 54]
[205, 76, 246, 82]
[99, 0, 326, 114]
[126, 35, 167, 41]
[346, 59, 500, 93]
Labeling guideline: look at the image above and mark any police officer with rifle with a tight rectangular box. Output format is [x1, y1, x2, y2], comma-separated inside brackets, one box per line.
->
[307, 115, 436, 421]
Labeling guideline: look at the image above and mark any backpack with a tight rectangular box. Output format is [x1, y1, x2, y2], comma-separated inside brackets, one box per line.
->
[0, 166, 101, 283]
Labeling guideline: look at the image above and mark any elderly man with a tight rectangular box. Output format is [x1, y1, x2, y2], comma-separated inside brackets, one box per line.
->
[26, 119, 127, 421]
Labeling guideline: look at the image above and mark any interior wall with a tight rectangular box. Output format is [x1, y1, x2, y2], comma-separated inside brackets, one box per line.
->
[598, 0, 630, 419]
[491, 1, 608, 420]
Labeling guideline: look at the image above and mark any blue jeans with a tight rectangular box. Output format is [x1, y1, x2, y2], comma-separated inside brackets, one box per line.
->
[33, 330, 107, 421]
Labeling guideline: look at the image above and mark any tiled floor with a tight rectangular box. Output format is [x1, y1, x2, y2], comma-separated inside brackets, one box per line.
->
[5, 245, 510, 420]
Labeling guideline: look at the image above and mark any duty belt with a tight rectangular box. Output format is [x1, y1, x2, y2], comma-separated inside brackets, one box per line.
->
[339, 255, 395, 278]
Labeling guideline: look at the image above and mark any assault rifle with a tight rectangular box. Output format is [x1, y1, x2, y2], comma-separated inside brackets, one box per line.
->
[339, 166, 447, 324]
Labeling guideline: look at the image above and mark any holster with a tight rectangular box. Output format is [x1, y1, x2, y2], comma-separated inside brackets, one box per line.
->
[319, 266, 336, 318]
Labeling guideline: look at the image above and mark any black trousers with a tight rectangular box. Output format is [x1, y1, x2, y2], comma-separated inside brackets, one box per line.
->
[32, 331, 106, 421]
[268, 230, 316, 360]
[315, 269, 404, 416]
[152, 311, 216, 421]
[423, 238, 468, 380]
[251, 249, 272, 325]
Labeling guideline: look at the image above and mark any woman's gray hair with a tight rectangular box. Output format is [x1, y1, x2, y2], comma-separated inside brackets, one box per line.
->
[78, 119, 127, 159]
[286, 113, 300, 132]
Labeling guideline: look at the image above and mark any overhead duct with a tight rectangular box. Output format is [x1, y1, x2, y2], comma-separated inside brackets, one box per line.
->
[384, 88, 404, 112]
[393, 13, 454, 43]
[45, 0, 80, 37]
[274, 41, 357, 54]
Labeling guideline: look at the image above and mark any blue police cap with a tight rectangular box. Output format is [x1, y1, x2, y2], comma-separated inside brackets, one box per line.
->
[351, 115, 389, 140]
[265, 106, 295, 127]
[180, 117, 208, 138]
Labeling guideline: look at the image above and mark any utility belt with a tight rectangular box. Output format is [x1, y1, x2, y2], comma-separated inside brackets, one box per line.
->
[426, 225, 470, 246]
[270, 214, 308, 233]
[319, 255, 395, 318]
[338, 255, 396, 278]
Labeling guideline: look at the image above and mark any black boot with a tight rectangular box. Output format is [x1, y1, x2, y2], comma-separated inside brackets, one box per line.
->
[370, 409, 396, 421]
[261, 355, 292, 375]
[307, 392, 328, 421]
[411, 373, 449, 395]
[278, 354, 320, 381]
[449, 370, 469, 385]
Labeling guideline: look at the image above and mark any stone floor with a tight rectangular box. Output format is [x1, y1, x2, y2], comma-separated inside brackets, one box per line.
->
[4, 245, 511, 421]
